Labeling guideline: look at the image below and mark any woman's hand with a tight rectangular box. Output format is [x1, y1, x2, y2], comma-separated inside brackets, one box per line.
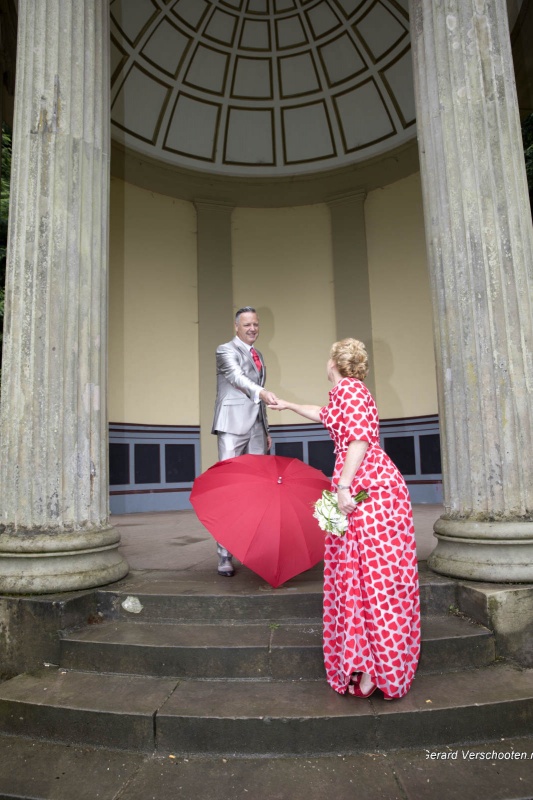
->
[268, 398, 290, 411]
[337, 486, 356, 515]
[267, 401, 322, 422]
[336, 441, 369, 514]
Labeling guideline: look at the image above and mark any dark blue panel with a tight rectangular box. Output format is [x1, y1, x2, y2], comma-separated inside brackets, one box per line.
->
[109, 442, 130, 486]
[134, 443, 161, 484]
[383, 436, 416, 475]
[275, 441, 304, 461]
[308, 439, 335, 477]
[165, 443, 196, 482]
[419, 433, 442, 474]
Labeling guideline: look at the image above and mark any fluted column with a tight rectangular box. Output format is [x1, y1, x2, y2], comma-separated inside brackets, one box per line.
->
[410, 0, 533, 580]
[0, 0, 128, 592]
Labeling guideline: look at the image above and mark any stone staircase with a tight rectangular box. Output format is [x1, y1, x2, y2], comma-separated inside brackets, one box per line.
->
[2, 562, 533, 764]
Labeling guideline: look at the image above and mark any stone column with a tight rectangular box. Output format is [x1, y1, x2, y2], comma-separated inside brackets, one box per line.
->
[195, 200, 234, 471]
[327, 193, 375, 396]
[410, 0, 533, 580]
[0, 0, 128, 593]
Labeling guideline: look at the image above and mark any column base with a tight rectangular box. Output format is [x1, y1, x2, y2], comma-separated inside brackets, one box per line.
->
[429, 518, 533, 582]
[0, 526, 129, 594]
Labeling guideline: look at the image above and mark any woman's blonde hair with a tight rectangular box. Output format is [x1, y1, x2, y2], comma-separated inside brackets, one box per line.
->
[330, 338, 369, 380]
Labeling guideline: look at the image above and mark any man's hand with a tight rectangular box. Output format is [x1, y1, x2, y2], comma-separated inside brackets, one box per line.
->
[267, 435, 272, 452]
[259, 389, 278, 405]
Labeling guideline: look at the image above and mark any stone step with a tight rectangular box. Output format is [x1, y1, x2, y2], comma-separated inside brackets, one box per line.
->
[60, 613, 495, 679]
[0, 669, 177, 751]
[0, 664, 532, 756]
[95, 563, 457, 622]
[3, 733, 533, 800]
[153, 665, 533, 756]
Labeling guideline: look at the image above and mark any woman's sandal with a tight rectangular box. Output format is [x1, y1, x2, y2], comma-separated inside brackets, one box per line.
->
[347, 673, 396, 700]
[350, 673, 377, 698]
[350, 681, 377, 698]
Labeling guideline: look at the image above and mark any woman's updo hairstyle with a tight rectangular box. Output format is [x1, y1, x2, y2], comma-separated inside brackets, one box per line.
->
[330, 338, 369, 380]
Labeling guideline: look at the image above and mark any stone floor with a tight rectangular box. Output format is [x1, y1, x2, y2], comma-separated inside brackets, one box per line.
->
[3, 733, 533, 800]
[113, 503, 442, 572]
[5, 504, 533, 799]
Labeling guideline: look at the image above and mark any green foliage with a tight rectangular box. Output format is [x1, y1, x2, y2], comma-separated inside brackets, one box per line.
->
[0, 125, 12, 386]
[522, 113, 533, 192]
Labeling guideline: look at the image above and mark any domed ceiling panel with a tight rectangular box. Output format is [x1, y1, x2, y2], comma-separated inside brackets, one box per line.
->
[276, 16, 308, 48]
[233, 58, 272, 97]
[356, 2, 407, 59]
[110, 0, 416, 177]
[225, 108, 275, 164]
[208, 10, 239, 42]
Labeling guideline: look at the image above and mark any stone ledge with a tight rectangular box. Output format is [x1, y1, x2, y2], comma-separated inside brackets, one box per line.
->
[456, 580, 533, 666]
[0, 589, 98, 681]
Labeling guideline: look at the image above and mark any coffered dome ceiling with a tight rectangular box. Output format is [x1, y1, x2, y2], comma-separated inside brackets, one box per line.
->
[110, 0, 416, 178]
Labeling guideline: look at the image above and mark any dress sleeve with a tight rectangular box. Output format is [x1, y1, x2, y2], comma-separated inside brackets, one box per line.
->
[336, 381, 375, 444]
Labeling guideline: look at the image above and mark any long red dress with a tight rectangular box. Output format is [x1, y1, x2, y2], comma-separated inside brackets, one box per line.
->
[319, 377, 420, 699]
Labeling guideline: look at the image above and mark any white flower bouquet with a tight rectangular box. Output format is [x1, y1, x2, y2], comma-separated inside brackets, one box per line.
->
[313, 488, 369, 537]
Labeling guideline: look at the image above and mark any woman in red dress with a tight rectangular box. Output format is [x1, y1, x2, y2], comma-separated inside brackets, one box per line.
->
[269, 338, 420, 699]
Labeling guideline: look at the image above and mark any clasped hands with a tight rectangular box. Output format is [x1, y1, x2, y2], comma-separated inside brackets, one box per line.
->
[259, 389, 280, 405]
[265, 395, 289, 411]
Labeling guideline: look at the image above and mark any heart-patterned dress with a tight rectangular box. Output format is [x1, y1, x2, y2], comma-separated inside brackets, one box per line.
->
[319, 377, 420, 698]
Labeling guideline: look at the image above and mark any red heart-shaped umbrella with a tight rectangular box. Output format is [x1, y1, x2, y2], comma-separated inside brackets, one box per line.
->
[190, 454, 331, 587]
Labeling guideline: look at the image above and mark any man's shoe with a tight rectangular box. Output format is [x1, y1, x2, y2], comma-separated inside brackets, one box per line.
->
[217, 556, 235, 577]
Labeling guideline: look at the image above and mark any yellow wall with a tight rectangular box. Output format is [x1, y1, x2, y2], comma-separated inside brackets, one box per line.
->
[108, 174, 437, 427]
[232, 206, 336, 426]
[108, 178, 199, 424]
[366, 172, 438, 418]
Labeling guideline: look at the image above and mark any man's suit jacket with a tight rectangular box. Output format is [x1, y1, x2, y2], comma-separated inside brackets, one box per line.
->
[211, 336, 268, 437]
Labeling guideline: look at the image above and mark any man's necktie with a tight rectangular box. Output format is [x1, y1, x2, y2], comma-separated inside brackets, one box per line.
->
[250, 347, 262, 372]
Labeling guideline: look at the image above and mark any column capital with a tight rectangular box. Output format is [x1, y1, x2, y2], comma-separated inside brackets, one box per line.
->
[326, 191, 366, 210]
[194, 199, 235, 214]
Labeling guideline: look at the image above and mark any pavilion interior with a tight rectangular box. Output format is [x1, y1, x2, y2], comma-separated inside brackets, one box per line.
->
[3, 0, 532, 507]
[109, 0, 433, 437]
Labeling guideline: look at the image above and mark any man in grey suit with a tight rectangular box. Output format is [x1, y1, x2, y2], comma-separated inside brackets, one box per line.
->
[212, 306, 278, 576]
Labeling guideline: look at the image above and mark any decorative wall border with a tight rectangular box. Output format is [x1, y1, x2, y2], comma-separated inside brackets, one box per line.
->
[109, 422, 201, 514]
[108, 414, 442, 514]
[270, 413, 442, 503]
[379, 414, 442, 503]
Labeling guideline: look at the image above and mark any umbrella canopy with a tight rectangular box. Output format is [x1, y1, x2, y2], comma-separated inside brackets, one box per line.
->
[190, 454, 331, 587]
